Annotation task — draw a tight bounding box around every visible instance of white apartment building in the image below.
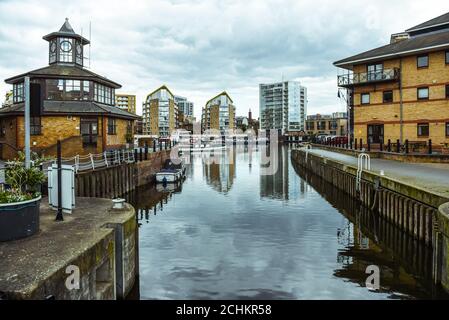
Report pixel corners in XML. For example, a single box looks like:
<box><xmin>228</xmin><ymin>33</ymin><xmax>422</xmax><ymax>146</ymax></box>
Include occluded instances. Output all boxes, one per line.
<box><xmin>259</xmin><ymin>81</ymin><xmax>307</xmax><ymax>134</ymax></box>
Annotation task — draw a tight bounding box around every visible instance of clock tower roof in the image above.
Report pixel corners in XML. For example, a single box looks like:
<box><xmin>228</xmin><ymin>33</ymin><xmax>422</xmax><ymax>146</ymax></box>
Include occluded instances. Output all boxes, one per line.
<box><xmin>43</xmin><ymin>18</ymin><xmax>90</xmax><ymax>45</ymax></box>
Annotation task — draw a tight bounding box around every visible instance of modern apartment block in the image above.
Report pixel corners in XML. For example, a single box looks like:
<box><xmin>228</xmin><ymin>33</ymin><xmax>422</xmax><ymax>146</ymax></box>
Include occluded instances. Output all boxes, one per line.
<box><xmin>142</xmin><ymin>85</ymin><xmax>178</xmax><ymax>137</ymax></box>
<box><xmin>201</xmin><ymin>91</ymin><xmax>235</xmax><ymax>133</ymax></box>
<box><xmin>334</xmin><ymin>12</ymin><xmax>449</xmax><ymax>148</ymax></box>
<box><xmin>306</xmin><ymin>112</ymin><xmax>348</xmax><ymax>136</ymax></box>
<box><xmin>174</xmin><ymin>95</ymin><xmax>194</xmax><ymax>117</ymax></box>
<box><xmin>259</xmin><ymin>81</ymin><xmax>307</xmax><ymax>135</ymax></box>
<box><xmin>115</xmin><ymin>94</ymin><xmax>136</xmax><ymax>114</ymax></box>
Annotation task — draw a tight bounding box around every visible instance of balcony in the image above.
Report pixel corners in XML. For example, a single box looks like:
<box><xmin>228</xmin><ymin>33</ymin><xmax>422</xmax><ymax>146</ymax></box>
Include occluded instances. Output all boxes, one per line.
<box><xmin>338</xmin><ymin>68</ymin><xmax>400</xmax><ymax>88</ymax></box>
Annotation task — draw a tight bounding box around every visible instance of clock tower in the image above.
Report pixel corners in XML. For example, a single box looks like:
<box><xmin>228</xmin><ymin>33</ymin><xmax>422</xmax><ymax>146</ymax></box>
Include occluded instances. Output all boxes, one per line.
<box><xmin>43</xmin><ymin>18</ymin><xmax>89</xmax><ymax>67</ymax></box>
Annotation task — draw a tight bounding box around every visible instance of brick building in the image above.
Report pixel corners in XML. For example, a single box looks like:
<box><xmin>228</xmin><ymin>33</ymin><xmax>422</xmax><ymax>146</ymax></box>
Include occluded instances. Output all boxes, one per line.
<box><xmin>142</xmin><ymin>85</ymin><xmax>178</xmax><ymax>137</ymax></box>
<box><xmin>115</xmin><ymin>94</ymin><xmax>136</xmax><ymax>114</ymax></box>
<box><xmin>0</xmin><ymin>19</ymin><xmax>139</xmax><ymax>159</ymax></box>
<box><xmin>201</xmin><ymin>91</ymin><xmax>235</xmax><ymax>134</ymax></box>
<box><xmin>306</xmin><ymin>112</ymin><xmax>348</xmax><ymax>136</ymax></box>
<box><xmin>334</xmin><ymin>12</ymin><xmax>449</xmax><ymax>149</ymax></box>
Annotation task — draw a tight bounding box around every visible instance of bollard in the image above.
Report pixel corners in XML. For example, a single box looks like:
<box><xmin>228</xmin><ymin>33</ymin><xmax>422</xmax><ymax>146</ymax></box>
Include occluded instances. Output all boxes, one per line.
<box><xmin>396</xmin><ymin>139</ymin><xmax>400</xmax><ymax>153</ymax></box>
<box><xmin>159</xmin><ymin>141</ymin><xmax>162</xmax><ymax>151</ymax></box>
<box><xmin>144</xmin><ymin>142</ymin><xmax>148</xmax><ymax>160</ymax></box>
<box><xmin>165</xmin><ymin>141</ymin><xmax>168</xmax><ymax>150</ymax></box>
<box><xmin>354</xmin><ymin>139</ymin><xmax>357</xmax><ymax>150</ymax></box>
<box><xmin>367</xmin><ymin>139</ymin><xmax>371</xmax><ymax>152</ymax></box>
<box><xmin>359</xmin><ymin>138</ymin><xmax>363</xmax><ymax>151</ymax></box>
<box><xmin>134</xmin><ymin>149</ymin><xmax>138</xmax><ymax>162</ymax></box>
<box><xmin>350</xmin><ymin>139</ymin><xmax>353</xmax><ymax>150</ymax></box>
<box><xmin>405</xmin><ymin>139</ymin><xmax>409</xmax><ymax>154</ymax></box>
<box><xmin>380</xmin><ymin>139</ymin><xmax>383</xmax><ymax>152</ymax></box>
<box><xmin>387</xmin><ymin>139</ymin><xmax>391</xmax><ymax>152</ymax></box>
<box><xmin>139</xmin><ymin>148</ymin><xmax>143</xmax><ymax>162</ymax></box>
<box><xmin>428</xmin><ymin>139</ymin><xmax>432</xmax><ymax>154</ymax></box>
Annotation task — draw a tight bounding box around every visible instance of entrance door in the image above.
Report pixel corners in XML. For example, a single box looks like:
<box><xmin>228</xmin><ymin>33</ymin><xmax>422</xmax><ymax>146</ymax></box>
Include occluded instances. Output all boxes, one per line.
<box><xmin>80</xmin><ymin>117</ymin><xmax>98</xmax><ymax>147</ymax></box>
<box><xmin>367</xmin><ymin>124</ymin><xmax>384</xmax><ymax>144</ymax></box>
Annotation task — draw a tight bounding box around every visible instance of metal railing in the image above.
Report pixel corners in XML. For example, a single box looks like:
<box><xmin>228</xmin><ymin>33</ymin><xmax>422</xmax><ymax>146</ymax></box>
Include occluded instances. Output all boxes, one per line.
<box><xmin>338</xmin><ymin>68</ymin><xmax>400</xmax><ymax>87</ymax></box>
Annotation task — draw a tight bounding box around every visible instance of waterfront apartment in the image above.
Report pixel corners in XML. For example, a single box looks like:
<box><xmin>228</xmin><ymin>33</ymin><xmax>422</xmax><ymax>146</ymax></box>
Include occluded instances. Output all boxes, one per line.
<box><xmin>0</xmin><ymin>19</ymin><xmax>138</xmax><ymax>159</ymax></box>
<box><xmin>115</xmin><ymin>94</ymin><xmax>136</xmax><ymax>114</ymax></box>
<box><xmin>306</xmin><ymin>112</ymin><xmax>348</xmax><ymax>136</ymax></box>
<box><xmin>334</xmin><ymin>12</ymin><xmax>449</xmax><ymax>148</ymax></box>
<box><xmin>142</xmin><ymin>85</ymin><xmax>178</xmax><ymax>137</ymax></box>
<box><xmin>174</xmin><ymin>95</ymin><xmax>194</xmax><ymax>117</ymax></box>
<box><xmin>201</xmin><ymin>91</ymin><xmax>236</xmax><ymax>133</ymax></box>
<box><xmin>259</xmin><ymin>81</ymin><xmax>307</xmax><ymax>135</ymax></box>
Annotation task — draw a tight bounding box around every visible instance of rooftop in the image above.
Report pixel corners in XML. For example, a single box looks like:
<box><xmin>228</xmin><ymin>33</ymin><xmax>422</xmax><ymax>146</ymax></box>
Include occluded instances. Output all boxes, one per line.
<box><xmin>334</xmin><ymin>12</ymin><xmax>449</xmax><ymax>69</ymax></box>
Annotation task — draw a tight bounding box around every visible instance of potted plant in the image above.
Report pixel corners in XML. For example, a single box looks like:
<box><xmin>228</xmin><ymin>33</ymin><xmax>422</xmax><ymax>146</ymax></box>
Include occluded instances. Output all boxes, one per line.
<box><xmin>0</xmin><ymin>152</ymin><xmax>46</xmax><ymax>242</ymax></box>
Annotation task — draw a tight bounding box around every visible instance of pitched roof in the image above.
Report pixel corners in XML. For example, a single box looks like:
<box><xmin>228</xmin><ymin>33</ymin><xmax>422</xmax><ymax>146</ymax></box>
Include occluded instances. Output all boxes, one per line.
<box><xmin>0</xmin><ymin>100</ymin><xmax>140</xmax><ymax>120</ymax></box>
<box><xmin>406</xmin><ymin>12</ymin><xmax>449</xmax><ymax>33</ymax></box>
<box><xmin>145</xmin><ymin>85</ymin><xmax>175</xmax><ymax>101</ymax></box>
<box><xmin>333</xmin><ymin>29</ymin><xmax>449</xmax><ymax>69</ymax></box>
<box><xmin>206</xmin><ymin>91</ymin><xmax>233</xmax><ymax>106</ymax></box>
<box><xmin>42</xmin><ymin>18</ymin><xmax>90</xmax><ymax>45</ymax></box>
<box><xmin>4</xmin><ymin>64</ymin><xmax>121</xmax><ymax>88</ymax></box>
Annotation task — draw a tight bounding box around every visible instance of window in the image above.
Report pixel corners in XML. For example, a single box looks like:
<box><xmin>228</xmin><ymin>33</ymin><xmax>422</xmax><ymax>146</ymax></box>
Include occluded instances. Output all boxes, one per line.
<box><xmin>446</xmin><ymin>122</ymin><xmax>449</xmax><ymax>136</ymax></box>
<box><xmin>417</xmin><ymin>123</ymin><xmax>429</xmax><ymax>137</ymax></box>
<box><xmin>94</xmin><ymin>83</ymin><xmax>114</xmax><ymax>105</ymax></box>
<box><xmin>417</xmin><ymin>87</ymin><xmax>429</xmax><ymax>100</ymax></box>
<box><xmin>13</xmin><ymin>82</ymin><xmax>24</xmax><ymax>103</ymax></box>
<box><xmin>367</xmin><ymin>63</ymin><xmax>383</xmax><ymax>81</ymax></box>
<box><xmin>107</xmin><ymin>118</ymin><xmax>116</xmax><ymax>135</ymax></box>
<box><xmin>361</xmin><ymin>93</ymin><xmax>370</xmax><ymax>105</ymax></box>
<box><xmin>306</xmin><ymin>122</ymin><xmax>315</xmax><ymax>131</ymax></box>
<box><xmin>446</xmin><ymin>51</ymin><xmax>449</xmax><ymax>64</ymax></box>
<box><xmin>30</xmin><ymin>117</ymin><xmax>41</xmax><ymax>135</ymax></box>
<box><xmin>127</xmin><ymin>120</ymin><xmax>133</xmax><ymax>134</ymax></box>
<box><xmin>59</xmin><ymin>38</ymin><xmax>73</xmax><ymax>63</ymax></box>
<box><xmin>46</xmin><ymin>79</ymin><xmax>90</xmax><ymax>101</ymax></box>
<box><xmin>417</xmin><ymin>55</ymin><xmax>429</xmax><ymax>68</ymax></box>
<box><xmin>383</xmin><ymin>91</ymin><xmax>393</xmax><ymax>103</ymax></box>
<box><xmin>446</xmin><ymin>84</ymin><xmax>449</xmax><ymax>99</ymax></box>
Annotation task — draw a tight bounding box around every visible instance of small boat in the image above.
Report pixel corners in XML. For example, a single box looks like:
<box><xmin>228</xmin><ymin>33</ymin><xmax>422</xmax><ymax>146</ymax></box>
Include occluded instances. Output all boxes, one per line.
<box><xmin>156</xmin><ymin>159</ymin><xmax>186</xmax><ymax>184</ymax></box>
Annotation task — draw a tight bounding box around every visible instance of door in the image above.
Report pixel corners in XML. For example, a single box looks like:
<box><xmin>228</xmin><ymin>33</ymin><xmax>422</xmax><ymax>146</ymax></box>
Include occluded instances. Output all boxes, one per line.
<box><xmin>80</xmin><ymin>117</ymin><xmax>98</xmax><ymax>147</ymax></box>
<box><xmin>367</xmin><ymin>124</ymin><xmax>384</xmax><ymax>144</ymax></box>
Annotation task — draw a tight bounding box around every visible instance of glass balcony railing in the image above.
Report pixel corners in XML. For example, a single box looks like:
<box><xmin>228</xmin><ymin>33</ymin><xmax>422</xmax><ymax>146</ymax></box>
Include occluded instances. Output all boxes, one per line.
<box><xmin>338</xmin><ymin>68</ymin><xmax>400</xmax><ymax>87</ymax></box>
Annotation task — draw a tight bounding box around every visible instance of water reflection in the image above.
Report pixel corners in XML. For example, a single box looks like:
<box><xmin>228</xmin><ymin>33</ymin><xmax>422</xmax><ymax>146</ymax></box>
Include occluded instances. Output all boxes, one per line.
<box><xmin>126</xmin><ymin>146</ymin><xmax>448</xmax><ymax>300</ymax></box>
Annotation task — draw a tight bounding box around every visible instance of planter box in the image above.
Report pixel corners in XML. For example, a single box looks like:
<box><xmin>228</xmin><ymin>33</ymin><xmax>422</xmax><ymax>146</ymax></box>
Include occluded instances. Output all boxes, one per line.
<box><xmin>0</xmin><ymin>196</ymin><xmax>41</xmax><ymax>242</ymax></box>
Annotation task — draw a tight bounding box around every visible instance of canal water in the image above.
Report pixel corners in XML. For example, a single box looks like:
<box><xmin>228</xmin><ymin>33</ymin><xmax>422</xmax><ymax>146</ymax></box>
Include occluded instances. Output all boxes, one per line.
<box><xmin>126</xmin><ymin>145</ymin><xmax>448</xmax><ymax>300</ymax></box>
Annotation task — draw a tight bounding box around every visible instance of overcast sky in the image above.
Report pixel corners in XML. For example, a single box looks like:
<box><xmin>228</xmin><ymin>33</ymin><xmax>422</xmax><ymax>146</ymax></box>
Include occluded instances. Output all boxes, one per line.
<box><xmin>0</xmin><ymin>0</ymin><xmax>448</xmax><ymax>118</ymax></box>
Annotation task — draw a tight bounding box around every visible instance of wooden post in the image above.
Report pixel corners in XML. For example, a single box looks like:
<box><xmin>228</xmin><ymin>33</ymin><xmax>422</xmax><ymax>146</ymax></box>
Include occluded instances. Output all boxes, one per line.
<box><xmin>55</xmin><ymin>140</ymin><xmax>63</xmax><ymax>221</ymax></box>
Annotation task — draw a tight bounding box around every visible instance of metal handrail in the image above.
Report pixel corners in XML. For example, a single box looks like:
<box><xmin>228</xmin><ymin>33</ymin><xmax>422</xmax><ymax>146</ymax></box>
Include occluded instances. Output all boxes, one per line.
<box><xmin>338</xmin><ymin>68</ymin><xmax>400</xmax><ymax>87</ymax></box>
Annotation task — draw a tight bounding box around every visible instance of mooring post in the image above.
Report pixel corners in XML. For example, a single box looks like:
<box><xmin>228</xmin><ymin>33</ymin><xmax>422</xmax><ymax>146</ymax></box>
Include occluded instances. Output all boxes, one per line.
<box><xmin>428</xmin><ymin>139</ymin><xmax>432</xmax><ymax>155</ymax></box>
<box><xmin>139</xmin><ymin>147</ymin><xmax>143</xmax><ymax>162</ymax></box>
<box><xmin>396</xmin><ymin>139</ymin><xmax>400</xmax><ymax>153</ymax></box>
<box><xmin>387</xmin><ymin>139</ymin><xmax>391</xmax><ymax>152</ymax></box>
<box><xmin>359</xmin><ymin>138</ymin><xmax>363</xmax><ymax>151</ymax></box>
<box><xmin>405</xmin><ymin>139</ymin><xmax>409</xmax><ymax>154</ymax></box>
<box><xmin>354</xmin><ymin>139</ymin><xmax>357</xmax><ymax>150</ymax></box>
<box><xmin>367</xmin><ymin>139</ymin><xmax>371</xmax><ymax>152</ymax></box>
<box><xmin>55</xmin><ymin>140</ymin><xmax>63</xmax><ymax>222</ymax></box>
<box><xmin>153</xmin><ymin>140</ymin><xmax>156</xmax><ymax>152</ymax></box>
<box><xmin>380</xmin><ymin>139</ymin><xmax>383</xmax><ymax>152</ymax></box>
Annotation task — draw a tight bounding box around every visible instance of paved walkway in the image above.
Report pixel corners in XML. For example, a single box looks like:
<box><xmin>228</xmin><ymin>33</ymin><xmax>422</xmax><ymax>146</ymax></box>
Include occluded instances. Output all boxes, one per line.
<box><xmin>307</xmin><ymin>149</ymin><xmax>449</xmax><ymax>198</ymax></box>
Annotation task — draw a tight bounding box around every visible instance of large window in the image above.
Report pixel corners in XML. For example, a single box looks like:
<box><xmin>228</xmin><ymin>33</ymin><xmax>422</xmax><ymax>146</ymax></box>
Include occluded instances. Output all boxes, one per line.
<box><xmin>30</xmin><ymin>117</ymin><xmax>41</xmax><ymax>135</ymax></box>
<box><xmin>383</xmin><ymin>90</ymin><xmax>393</xmax><ymax>103</ymax></box>
<box><xmin>417</xmin><ymin>123</ymin><xmax>429</xmax><ymax>137</ymax></box>
<box><xmin>367</xmin><ymin>63</ymin><xmax>383</xmax><ymax>81</ymax></box>
<box><xmin>94</xmin><ymin>83</ymin><xmax>114</xmax><ymax>105</ymax></box>
<box><xmin>59</xmin><ymin>38</ymin><xmax>73</xmax><ymax>63</ymax></box>
<box><xmin>361</xmin><ymin>93</ymin><xmax>370</xmax><ymax>105</ymax></box>
<box><xmin>446</xmin><ymin>122</ymin><xmax>449</xmax><ymax>136</ymax></box>
<box><xmin>446</xmin><ymin>84</ymin><xmax>449</xmax><ymax>99</ymax></box>
<box><xmin>417</xmin><ymin>55</ymin><xmax>429</xmax><ymax>68</ymax></box>
<box><xmin>306</xmin><ymin>122</ymin><xmax>315</xmax><ymax>131</ymax></box>
<box><xmin>107</xmin><ymin>118</ymin><xmax>116</xmax><ymax>135</ymax></box>
<box><xmin>446</xmin><ymin>51</ymin><xmax>449</xmax><ymax>65</ymax></box>
<box><xmin>13</xmin><ymin>82</ymin><xmax>24</xmax><ymax>103</ymax></box>
<box><xmin>46</xmin><ymin>79</ymin><xmax>90</xmax><ymax>101</ymax></box>
<box><xmin>417</xmin><ymin>87</ymin><xmax>429</xmax><ymax>100</ymax></box>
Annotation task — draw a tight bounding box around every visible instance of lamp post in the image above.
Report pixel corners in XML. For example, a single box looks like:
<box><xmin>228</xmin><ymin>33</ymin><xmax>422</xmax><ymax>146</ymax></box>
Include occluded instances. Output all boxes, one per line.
<box><xmin>24</xmin><ymin>76</ymin><xmax>31</xmax><ymax>169</ymax></box>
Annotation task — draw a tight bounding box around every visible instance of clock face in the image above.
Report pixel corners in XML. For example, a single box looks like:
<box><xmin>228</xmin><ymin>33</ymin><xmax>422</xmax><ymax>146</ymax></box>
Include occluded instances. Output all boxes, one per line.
<box><xmin>60</xmin><ymin>40</ymin><xmax>72</xmax><ymax>52</ymax></box>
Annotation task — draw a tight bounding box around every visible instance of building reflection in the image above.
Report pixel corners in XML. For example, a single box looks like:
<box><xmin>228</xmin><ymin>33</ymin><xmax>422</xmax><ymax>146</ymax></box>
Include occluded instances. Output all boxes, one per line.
<box><xmin>292</xmin><ymin>162</ymin><xmax>447</xmax><ymax>299</ymax></box>
<box><xmin>260</xmin><ymin>144</ymin><xmax>289</xmax><ymax>200</ymax></box>
<box><xmin>202</xmin><ymin>149</ymin><xmax>236</xmax><ymax>194</ymax></box>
